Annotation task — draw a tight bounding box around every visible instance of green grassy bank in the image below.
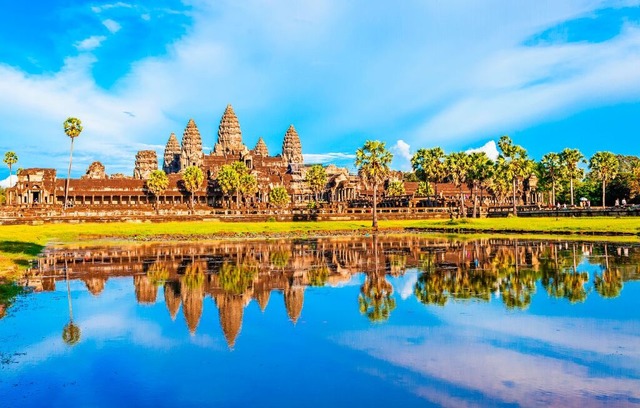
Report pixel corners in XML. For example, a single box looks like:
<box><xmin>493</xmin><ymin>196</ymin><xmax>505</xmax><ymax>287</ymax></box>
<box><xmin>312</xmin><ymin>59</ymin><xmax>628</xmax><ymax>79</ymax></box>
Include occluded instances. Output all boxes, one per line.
<box><xmin>1</xmin><ymin>217</ymin><xmax>639</xmax><ymax>279</ymax></box>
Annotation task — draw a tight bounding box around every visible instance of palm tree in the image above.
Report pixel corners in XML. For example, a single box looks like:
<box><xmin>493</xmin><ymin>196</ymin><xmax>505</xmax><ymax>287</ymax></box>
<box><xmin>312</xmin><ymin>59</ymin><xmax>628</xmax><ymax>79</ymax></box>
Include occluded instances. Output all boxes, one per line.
<box><xmin>238</xmin><ymin>173</ymin><xmax>258</xmax><ymax>209</ymax></box>
<box><xmin>355</xmin><ymin>140</ymin><xmax>393</xmax><ymax>229</ymax></box>
<box><xmin>146</xmin><ymin>170</ymin><xmax>169</xmax><ymax>214</ymax></box>
<box><xmin>182</xmin><ymin>165</ymin><xmax>204</xmax><ymax>212</ymax></box>
<box><xmin>559</xmin><ymin>148</ymin><xmax>585</xmax><ymax>207</ymax></box>
<box><xmin>411</xmin><ymin>147</ymin><xmax>445</xmax><ymax>199</ymax></box>
<box><xmin>63</xmin><ymin>117</ymin><xmax>83</xmax><ymax>210</ymax></box>
<box><xmin>3</xmin><ymin>151</ymin><xmax>18</xmax><ymax>186</ymax></box>
<box><xmin>497</xmin><ymin>135</ymin><xmax>533</xmax><ymax>216</ymax></box>
<box><xmin>445</xmin><ymin>152</ymin><xmax>470</xmax><ymax>217</ymax></box>
<box><xmin>217</xmin><ymin>164</ymin><xmax>240</xmax><ymax>208</ymax></box>
<box><xmin>589</xmin><ymin>151</ymin><xmax>619</xmax><ymax>208</ymax></box>
<box><xmin>540</xmin><ymin>152</ymin><xmax>562</xmax><ymax>206</ymax></box>
<box><xmin>62</xmin><ymin>257</ymin><xmax>81</xmax><ymax>345</ymax></box>
<box><xmin>466</xmin><ymin>152</ymin><xmax>493</xmax><ymax>218</ymax></box>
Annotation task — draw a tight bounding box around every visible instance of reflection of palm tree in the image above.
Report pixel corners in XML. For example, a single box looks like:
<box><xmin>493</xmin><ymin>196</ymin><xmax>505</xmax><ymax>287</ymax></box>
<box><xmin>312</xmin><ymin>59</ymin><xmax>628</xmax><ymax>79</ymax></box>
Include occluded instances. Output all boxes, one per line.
<box><xmin>595</xmin><ymin>268</ymin><xmax>623</xmax><ymax>299</ymax></box>
<box><xmin>219</xmin><ymin>262</ymin><xmax>256</xmax><ymax>295</ymax></box>
<box><xmin>62</xmin><ymin>257</ymin><xmax>81</xmax><ymax>345</ymax></box>
<box><xmin>358</xmin><ymin>234</ymin><xmax>396</xmax><ymax>322</ymax></box>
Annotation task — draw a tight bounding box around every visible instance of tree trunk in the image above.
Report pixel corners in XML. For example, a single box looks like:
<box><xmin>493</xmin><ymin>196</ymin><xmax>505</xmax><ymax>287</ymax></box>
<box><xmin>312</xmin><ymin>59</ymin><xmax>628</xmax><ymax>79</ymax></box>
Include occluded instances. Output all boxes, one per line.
<box><xmin>372</xmin><ymin>182</ymin><xmax>378</xmax><ymax>229</ymax></box>
<box><xmin>459</xmin><ymin>184</ymin><xmax>466</xmax><ymax>218</ymax></box>
<box><xmin>64</xmin><ymin>137</ymin><xmax>75</xmax><ymax>211</ymax></box>
<box><xmin>570</xmin><ymin>178</ymin><xmax>575</xmax><ymax>207</ymax></box>
<box><xmin>552</xmin><ymin>181</ymin><xmax>556</xmax><ymax>206</ymax></box>
<box><xmin>472</xmin><ymin>182</ymin><xmax>478</xmax><ymax>218</ymax></box>
<box><xmin>512</xmin><ymin>178</ymin><xmax>517</xmax><ymax>216</ymax></box>
<box><xmin>602</xmin><ymin>179</ymin><xmax>606</xmax><ymax>209</ymax></box>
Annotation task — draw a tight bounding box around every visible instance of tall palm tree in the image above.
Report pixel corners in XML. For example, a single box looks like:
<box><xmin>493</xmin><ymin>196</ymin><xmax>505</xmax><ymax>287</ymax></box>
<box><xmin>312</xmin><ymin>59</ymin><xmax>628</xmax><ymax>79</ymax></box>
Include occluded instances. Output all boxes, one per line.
<box><xmin>3</xmin><ymin>151</ymin><xmax>18</xmax><ymax>186</ymax></box>
<box><xmin>355</xmin><ymin>140</ymin><xmax>393</xmax><ymax>229</ymax></box>
<box><xmin>540</xmin><ymin>152</ymin><xmax>562</xmax><ymax>206</ymax></box>
<box><xmin>497</xmin><ymin>135</ymin><xmax>533</xmax><ymax>216</ymax></box>
<box><xmin>146</xmin><ymin>170</ymin><xmax>169</xmax><ymax>214</ymax></box>
<box><xmin>559</xmin><ymin>148</ymin><xmax>585</xmax><ymax>207</ymax></box>
<box><xmin>63</xmin><ymin>117</ymin><xmax>83</xmax><ymax>210</ymax></box>
<box><xmin>589</xmin><ymin>151</ymin><xmax>619</xmax><ymax>208</ymax></box>
<box><xmin>411</xmin><ymin>147</ymin><xmax>445</xmax><ymax>199</ymax></box>
<box><xmin>182</xmin><ymin>165</ymin><xmax>204</xmax><ymax>212</ymax></box>
<box><xmin>466</xmin><ymin>151</ymin><xmax>493</xmax><ymax>218</ymax></box>
<box><xmin>445</xmin><ymin>152</ymin><xmax>470</xmax><ymax>217</ymax></box>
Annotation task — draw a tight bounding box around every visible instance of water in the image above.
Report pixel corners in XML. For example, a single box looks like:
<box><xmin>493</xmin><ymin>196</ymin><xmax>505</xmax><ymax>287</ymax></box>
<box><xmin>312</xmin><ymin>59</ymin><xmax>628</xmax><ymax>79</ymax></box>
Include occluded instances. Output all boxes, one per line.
<box><xmin>1</xmin><ymin>235</ymin><xmax>639</xmax><ymax>407</ymax></box>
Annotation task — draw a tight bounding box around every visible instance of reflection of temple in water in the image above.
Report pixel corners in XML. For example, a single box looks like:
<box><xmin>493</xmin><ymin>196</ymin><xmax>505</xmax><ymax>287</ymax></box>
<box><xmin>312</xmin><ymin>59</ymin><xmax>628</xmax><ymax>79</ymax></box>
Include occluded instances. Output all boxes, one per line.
<box><xmin>21</xmin><ymin>236</ymin><xmax>640</xmax><ymax>345</ymax></box>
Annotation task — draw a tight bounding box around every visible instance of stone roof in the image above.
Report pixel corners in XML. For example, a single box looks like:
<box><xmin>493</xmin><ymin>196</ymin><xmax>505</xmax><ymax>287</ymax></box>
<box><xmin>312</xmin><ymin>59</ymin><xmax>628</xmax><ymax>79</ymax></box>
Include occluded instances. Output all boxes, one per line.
<box><xmin>133</xmin><ymin>150</ymin><xmax>158</xmax><ymax>180</ymax></box>
<box><xmin>82</xmin><ymin>161</ymin><xmax>106</xmax><ymax>180</ymax></box>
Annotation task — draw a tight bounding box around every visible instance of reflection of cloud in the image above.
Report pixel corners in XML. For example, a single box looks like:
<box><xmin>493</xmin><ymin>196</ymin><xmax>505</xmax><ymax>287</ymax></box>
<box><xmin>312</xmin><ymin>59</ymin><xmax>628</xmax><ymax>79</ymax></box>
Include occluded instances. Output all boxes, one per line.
<box><xmin>390</xmin><ymin>271</ymin><xmax>418</xmax><ymax>300</ymax></box>
<box><xmin>336</xmin><ymin>308</ymin><xmax>640</xmax><ymax>406</ymax></box>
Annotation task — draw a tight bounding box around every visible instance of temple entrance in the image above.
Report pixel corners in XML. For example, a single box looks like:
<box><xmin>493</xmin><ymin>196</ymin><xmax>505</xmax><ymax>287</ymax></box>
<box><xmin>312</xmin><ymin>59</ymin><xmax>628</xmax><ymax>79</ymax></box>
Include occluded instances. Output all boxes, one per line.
<box><xmin>32</xmin><ymin>191</ymin><xmax>40</xmax><ymax>204</ymax></box>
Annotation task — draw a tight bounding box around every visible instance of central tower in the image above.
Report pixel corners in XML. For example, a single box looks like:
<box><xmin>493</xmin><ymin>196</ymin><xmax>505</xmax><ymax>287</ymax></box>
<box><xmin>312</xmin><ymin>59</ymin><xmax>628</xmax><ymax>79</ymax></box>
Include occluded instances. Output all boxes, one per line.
<box><xmin>213</xmin><ymin>104</ymin><xmax>248</xmax><ymax>156</ymax></box>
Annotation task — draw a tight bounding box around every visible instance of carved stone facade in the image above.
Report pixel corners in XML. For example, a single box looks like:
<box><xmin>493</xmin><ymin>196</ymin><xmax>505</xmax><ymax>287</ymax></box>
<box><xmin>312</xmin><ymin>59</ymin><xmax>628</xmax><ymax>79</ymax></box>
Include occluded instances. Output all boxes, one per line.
<box><xmin>180</xmin><ymin>119</ymin><xmax>204</xmax><ymax>170</ymax></box>
<box><xmin>82</xmin><ymin>161</ymin><xmax>106</xmax><ymax>180</ymax></box>
<box><xmin>282</xmin><ymin>125</ymin><xmax>303</xmax><ymax>166</ymax></box>
<box><xmin>133</xmin><ymin>150</ymin><xmax>158</xmax><ymax>180</ymax></box>
<box><xmin>163</xmin><ymin>133</ymin><xmax>181</xmax><ymax>174</ymax></box>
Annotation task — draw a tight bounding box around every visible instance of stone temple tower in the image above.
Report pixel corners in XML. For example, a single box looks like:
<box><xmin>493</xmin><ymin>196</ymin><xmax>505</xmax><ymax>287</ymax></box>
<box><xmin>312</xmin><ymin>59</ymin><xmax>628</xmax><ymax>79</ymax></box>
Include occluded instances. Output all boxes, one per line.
<box><xmin>133</xmin><ymin>150</ymin><xmax>158</xmax><ymax>180</ymax></box>
<box><xmin>180</xmin><ymin>119</ymin><xmax>203</xmax><ymax>170</ymax></box>
<box><xmin>213</xmin><ymin>104</ymin><xmax>248</xmax><ymax>156</ymax></box>
<box><xmin>163</xmin><ymin>132</ymin><xmax>181</xmax><ymax>174</ymax></box>
<box><xmin>253</xmin><ymin>137</ymin><xmax>269</xmax><ymax>157</ymax></box>
<box><xmin>281</xmin><ymin>125</ymin><xmax>303</xmax><ymax>165</ymax></box>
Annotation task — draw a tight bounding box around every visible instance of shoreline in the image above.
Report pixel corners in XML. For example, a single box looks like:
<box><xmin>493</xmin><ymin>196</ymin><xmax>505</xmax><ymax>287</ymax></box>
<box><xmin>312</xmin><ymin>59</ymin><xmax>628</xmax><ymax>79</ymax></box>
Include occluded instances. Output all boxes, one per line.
<box><xmin>1</xmin><ymin>217</ymin><xmax>640</xmax><ymax>280</ymax></box>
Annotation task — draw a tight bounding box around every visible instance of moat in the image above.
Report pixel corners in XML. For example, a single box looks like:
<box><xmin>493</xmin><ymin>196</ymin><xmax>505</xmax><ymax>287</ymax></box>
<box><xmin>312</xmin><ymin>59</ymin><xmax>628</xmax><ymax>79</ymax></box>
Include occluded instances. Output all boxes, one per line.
<box><xmin>1</xmin><ymin>236</ymin><xmax>639</xmax><ymax>407</ymax></box>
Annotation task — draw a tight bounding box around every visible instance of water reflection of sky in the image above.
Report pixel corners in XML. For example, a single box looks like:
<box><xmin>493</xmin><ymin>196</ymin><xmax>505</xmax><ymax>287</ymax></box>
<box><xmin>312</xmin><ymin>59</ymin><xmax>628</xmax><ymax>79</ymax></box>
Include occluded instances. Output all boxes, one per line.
<box><xmin>0</xmin><ymin>239</ymin><xmax>639</xmax><ymax>407</ymax></box>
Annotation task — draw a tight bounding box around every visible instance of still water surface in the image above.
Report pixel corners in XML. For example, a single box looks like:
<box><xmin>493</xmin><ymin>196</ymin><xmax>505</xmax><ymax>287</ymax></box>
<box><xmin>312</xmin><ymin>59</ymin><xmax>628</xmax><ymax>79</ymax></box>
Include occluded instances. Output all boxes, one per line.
<box><xmin>1</xmin><ymin>235</ymin><xmax>639</xmax><ymax>407</ymax></box>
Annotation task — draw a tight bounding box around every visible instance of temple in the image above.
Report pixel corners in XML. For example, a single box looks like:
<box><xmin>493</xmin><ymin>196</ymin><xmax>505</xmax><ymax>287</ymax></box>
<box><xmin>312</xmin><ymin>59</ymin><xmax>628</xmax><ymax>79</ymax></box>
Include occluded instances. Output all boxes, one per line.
<box><xmin>4</xmin><ymin>104</ymin><xmax>539</xmax><ymax>214</ymax></box>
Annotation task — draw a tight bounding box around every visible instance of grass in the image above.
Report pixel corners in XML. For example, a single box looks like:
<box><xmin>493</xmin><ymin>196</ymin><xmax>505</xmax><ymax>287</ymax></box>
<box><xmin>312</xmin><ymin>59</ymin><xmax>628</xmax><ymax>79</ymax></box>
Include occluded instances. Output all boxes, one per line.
<box><xmin>1</xmin><ymin>217</ymin><xmax>639</xmax><ymax>279</ymax></box>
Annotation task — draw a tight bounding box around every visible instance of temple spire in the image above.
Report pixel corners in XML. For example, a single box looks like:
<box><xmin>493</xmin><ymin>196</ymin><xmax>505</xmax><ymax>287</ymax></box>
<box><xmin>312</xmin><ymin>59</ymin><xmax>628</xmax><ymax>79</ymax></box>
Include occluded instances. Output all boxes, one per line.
<box><xmin>282</xmin><ymin>125</ymin><xmax>303</xmax><ymax>165</ymax></box>
<box><xmin>163</xmin><ymin>133</ymin><xmax>181</xmax><ymax>174</ymax></box>
<box><xmin>180</xmin><ymin>119</ymin><xmax>203</xmax><ymax>170</ymax></box>
<box><xmin>213</xmin><ymin>104</ymin><xmax>248</xmax><ymax>156</ymax></box>
<box><xmin>253</xmin><ymin>137</ymin><xmax>269</xmax><ymax>156</ymax></box>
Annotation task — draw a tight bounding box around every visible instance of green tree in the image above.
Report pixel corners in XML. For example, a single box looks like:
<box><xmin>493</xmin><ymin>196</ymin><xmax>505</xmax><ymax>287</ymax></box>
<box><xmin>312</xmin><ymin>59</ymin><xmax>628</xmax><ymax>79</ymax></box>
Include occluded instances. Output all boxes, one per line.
<box><xmin>355</xmin><ymin>140</ymin><xmax>393</xmax><ymax>229</ymax></box>
<box><xmin>589</xmin><ymin>151</ymin><xmax>619</xmax><ymax>208</ymax></box>
<box><xmin>445</xmin><ymin>152</ymin><xmax>470</xmax><ymax>217</ymax></box>
<box><xmin>238</xmin><ymin>173</ymin><xmax>258</xmax><ymax>208</ymax></box>
<box><xmin>466</xmin><ymin>152</ymin><xmax>493</xmax><ymax>218</ymax></box>
<box><xmin>305</xmin><ymin>164</ymin><xmax>327</xmax><ymax>202</ymax></box>
<box><xmin>3</xmin><ymin>151</ymin><xmax>18</xmax><ymax>185</ymax></box>
<box><xmin>497</xmin><ymin>135</ymin><xmax>533</xmax><ymax>215</ymax></box>
<box><xmin>540</xmin><ymin>152</ymin><xmax>562</xmax><ymax>206</ymax></box>
<box><xmin>217</xmin><ymin>164</ymin><xmax>240</xmax><ymax>208</ymax></box>
<box><xmin>146</xmin><ymin>170</ymin><xmax>169</xmax><ymax>214</ymax></box>
<box><xmin>385</xmin><ymin>180</ymin><xmax>405</xmax><ymax>197</ymax></box>
<box><xmin>269</xmin><ymin>185</ymin><xmax>290</xmax><ymax>208</ymax></box>
<box><xmin>559</xmin><ymin>148</ymin><xmax>585</xmax><ymax>206</ymax></box>
<box><xmin>415</xmin><ymin>181</ymin><xmax>432</xmax><ymax>197</ymax></box>
<box><xmin>63</xmin><ymin>117</ymin><xmax>83</xmax><ymax>210</ymax></box>
<box><xmin>182</xmin><ymin>165</ymin><xmax>204</xmax><ymax>211</ymax></box>
<box><xmin>411</xmin><ymin>147</ymin><xmax>445</xmax><ymax>198</ymax></box>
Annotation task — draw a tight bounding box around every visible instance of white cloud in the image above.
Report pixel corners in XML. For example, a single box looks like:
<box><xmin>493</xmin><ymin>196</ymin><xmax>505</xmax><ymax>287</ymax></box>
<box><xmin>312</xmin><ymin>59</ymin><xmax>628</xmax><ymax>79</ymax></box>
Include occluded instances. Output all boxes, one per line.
<box><xmin>0</xmin><ymin>175</ymin><xmax>17</xmax><ymax>188</ymax></box>
<box><xmin>102</xmin><ymin>19</ymin><xmax>122</xmax><ymax>34</ymax></box>
<box><xmin>391</xmin><ymin>139</ymin><xmax>412</xmax><ymax>171</ymax></box>
<box><xmin>74</xmin><ymin>35</ymin><xmax>107</xmax><ymax>51</ymax></box>
<box><xmin>2</xmin><ymin>1</ymin><xmax>640</xmax><ymax>175</ymax></box>
<box><xmin>303</xmin><ymin>152</ymin><xmax>355</xmax><ymax>164</ymax></box>
<box><xmin>465</xmin><ymin>140</ymin><xmax>500</xmax><ymax>161</ymax></box>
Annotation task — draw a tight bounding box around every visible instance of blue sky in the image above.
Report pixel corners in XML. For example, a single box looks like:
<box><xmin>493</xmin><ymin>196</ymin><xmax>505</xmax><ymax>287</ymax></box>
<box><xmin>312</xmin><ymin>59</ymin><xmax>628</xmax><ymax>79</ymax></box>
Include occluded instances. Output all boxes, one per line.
<box><xmin>0</xmin><ymin>0</ymin><xmax>639</xmax><ymax>179</ymax></box>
